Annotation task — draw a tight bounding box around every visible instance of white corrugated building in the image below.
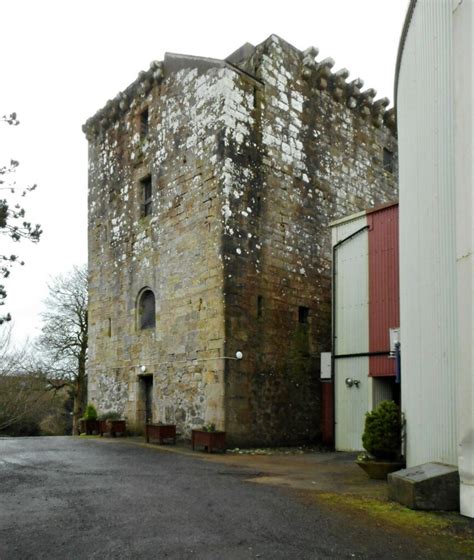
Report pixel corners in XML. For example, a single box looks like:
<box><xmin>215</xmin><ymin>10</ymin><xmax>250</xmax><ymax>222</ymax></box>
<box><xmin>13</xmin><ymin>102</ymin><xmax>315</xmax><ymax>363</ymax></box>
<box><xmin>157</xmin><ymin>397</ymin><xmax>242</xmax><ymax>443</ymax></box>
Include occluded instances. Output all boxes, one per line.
<box><xmin>396</xmin><ymin>0</ymin><xmax>474</xmax><ymax>517</ymax></box>
<box><xmin>330</xmin><ymin>203</ymin><xmax>400</xmax><ymax>452</ymax></box>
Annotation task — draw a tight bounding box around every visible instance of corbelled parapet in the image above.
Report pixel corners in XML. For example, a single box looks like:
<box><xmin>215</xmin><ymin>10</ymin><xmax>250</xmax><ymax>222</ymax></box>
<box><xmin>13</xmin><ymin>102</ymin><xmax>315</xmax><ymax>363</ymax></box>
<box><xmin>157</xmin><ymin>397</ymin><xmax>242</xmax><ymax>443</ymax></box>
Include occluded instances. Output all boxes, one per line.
<box><xmin>82</xmin><ymin>60</ymin><xmax>164</xmax><ymax>140</ymax></box>
<box><xmin>302</xmin><ymin>46</ymin><xmax>396</xmax><ymax>133</ymax></box>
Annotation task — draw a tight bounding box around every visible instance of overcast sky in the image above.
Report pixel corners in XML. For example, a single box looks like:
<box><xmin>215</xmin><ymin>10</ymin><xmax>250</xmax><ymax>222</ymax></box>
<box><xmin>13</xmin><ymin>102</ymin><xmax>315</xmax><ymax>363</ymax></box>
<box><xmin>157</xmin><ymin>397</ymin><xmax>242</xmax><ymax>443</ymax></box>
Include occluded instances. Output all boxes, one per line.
<box><xmin>1</xmin><ymin>0</ymin><xmax>409</xmax><ymax>345</ymax></box>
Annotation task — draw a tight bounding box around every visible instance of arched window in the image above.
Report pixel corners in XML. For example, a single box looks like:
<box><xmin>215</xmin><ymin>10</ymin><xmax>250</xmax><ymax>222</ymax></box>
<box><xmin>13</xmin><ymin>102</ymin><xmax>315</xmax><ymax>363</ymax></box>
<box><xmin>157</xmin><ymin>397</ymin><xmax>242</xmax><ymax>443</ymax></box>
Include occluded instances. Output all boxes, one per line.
<box><xmin>138</xmin><ymin>289</ymin><xmax>156</xmax><ymax>330</ymax></box>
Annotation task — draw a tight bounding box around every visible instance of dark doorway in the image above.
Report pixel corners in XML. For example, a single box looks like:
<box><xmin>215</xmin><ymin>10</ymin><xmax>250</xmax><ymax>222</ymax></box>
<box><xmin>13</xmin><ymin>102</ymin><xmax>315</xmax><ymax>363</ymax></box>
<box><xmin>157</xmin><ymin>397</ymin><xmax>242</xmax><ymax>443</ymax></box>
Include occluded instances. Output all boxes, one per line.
<box><xmin>139</xmin><ymin>375</ymin><xmax>154</xmax><ymax>425</ymax></box>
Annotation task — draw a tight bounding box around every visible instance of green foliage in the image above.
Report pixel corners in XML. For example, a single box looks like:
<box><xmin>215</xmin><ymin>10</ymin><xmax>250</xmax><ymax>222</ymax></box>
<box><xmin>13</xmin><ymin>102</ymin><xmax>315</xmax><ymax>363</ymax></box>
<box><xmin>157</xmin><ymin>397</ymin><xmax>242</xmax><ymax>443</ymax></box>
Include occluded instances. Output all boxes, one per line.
<box><xmin>98</xmin><ymin>411</ymin><xmax>121</xmax><ymax>421</ymax></box>
<box><xmin>202</xmin><ymin>423</ymin><xmax>216</xmax><ymax>432</ymax></box>
<box><xmin>362</xmin><ymin>400</ymin><xmax>402</xmax><ymax>459</ymax></box>
<box><xmin>1</xmin><ymin>113</ymin><xmax>42</xmax><ymax>324</ymax></box>
<box><xmin>82</xmin><ymin>404</ymin><xmax>98</xmax><ymax>421</ymax></box>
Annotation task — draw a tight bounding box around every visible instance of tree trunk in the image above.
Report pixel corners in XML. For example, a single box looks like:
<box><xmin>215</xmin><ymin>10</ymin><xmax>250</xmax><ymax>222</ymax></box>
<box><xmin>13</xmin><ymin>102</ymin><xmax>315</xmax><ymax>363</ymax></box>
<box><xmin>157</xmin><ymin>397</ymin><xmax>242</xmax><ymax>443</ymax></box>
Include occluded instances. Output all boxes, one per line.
<box><xmin>72</xmin><ymin>355</ymin><xmax>87</xmax><ymax>435</ymax></box>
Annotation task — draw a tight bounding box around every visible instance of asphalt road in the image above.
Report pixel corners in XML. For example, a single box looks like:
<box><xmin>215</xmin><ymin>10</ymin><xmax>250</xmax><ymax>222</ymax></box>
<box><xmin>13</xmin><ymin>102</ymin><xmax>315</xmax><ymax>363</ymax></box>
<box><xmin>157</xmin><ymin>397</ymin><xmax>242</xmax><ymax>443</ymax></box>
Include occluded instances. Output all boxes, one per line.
<box><xmin>0</xmin><ymin>437</ymin><xmax>454</xmax><ymax>559</ymax></box>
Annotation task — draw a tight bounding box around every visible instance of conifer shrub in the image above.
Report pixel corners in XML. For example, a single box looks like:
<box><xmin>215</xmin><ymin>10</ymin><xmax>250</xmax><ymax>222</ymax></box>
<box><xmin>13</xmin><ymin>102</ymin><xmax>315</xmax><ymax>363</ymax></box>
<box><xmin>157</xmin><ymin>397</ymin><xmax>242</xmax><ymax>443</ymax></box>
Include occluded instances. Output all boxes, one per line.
<box><xmin>361</xmin><ymin>400</ymin><xmax>402</xmax><ymax>460</ymax></box>
<box><xmin>82</xmin><ymin>404</ymin><xmax>98</xmax><ymax>421</ymax></box>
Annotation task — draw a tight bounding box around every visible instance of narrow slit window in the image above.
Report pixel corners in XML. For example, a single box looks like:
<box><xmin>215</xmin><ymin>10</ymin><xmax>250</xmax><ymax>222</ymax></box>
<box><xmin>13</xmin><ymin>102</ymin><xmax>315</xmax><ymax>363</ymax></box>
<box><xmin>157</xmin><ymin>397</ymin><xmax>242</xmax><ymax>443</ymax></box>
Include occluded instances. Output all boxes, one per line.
<box><xmin>140</xmin><ymin>107</ymin><xmax>149</xmax><ymax>139</ymax></box>
<box><xmin>141</xmin><ymin>175</ymin><xmax>152</xmax><ymax>217</ymax></box>
<box><xmin>138</xmin><ymin>289</ymin><xmax>156</xmax><ymax>330</ymax></box>
<box><xmin>299</xmin><ymin>306</ymin><xmax>309</xmax><ymax>324</ymax></box>
<box><xmin>108</xmin><ymin>318</ymin><xmax>112</xmax><ymax>337</ymax></box>
<box><xmin>383</xmin><ymin>148</ymin><xmax>394</xmax><ymax>174</ymax></box>
<box><xmin>253</xmin><ymin>86</ymin><xmax>258</xmax><ymax>109</ymax></box>
<box><xmin>257</xmin><ymin>295</ymin><xmax>264</xmax><ymax>318</ymax></box>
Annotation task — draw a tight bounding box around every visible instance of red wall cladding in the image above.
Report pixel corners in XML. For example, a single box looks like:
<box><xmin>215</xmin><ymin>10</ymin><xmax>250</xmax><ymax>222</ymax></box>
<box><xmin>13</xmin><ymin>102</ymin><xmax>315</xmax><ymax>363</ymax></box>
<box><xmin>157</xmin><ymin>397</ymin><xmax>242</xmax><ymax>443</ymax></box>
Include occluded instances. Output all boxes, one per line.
<box><xmin>368</xmin><ymin>204</ymin><xmax>399</xmax><ymax>377</ymax></box>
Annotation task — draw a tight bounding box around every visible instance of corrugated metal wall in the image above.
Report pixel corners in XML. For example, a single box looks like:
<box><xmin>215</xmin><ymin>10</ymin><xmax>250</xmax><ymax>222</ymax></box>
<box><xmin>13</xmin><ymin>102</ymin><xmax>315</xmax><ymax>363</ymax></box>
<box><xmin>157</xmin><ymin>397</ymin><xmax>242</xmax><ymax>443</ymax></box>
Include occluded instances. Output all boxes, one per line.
<box><xmin>368</xmin><ymin>205</ymin><xmax>399</xmax><ymax>377</ymax></box>
<box><xmin>333</xmin><ymin>215</ymin><xmax>370</xmax><ymax>451</ymax></box>
<box><xmin>453</xmin><ymin>0</ymin><xmax>474</xmax><ymax>518</ymax></box>
<box><xmin>397</xmin><ymin>0</ymin><xmax>458</xmax><ymax>466</ymax></box>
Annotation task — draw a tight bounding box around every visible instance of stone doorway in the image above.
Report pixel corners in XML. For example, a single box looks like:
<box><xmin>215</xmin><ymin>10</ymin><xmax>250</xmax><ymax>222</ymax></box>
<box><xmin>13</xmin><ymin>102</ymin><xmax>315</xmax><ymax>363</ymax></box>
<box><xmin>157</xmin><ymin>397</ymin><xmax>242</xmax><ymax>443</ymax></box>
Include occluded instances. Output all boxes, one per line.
<box><xmin>138</xmin><ymin>375</ymin><xmax>154</xmax><ymax>425</ymax></box>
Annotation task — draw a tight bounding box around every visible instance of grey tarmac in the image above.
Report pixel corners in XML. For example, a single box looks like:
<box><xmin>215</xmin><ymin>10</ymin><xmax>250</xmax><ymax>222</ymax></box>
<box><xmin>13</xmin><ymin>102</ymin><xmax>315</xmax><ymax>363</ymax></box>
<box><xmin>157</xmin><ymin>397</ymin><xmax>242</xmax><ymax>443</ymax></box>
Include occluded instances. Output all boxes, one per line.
<box><xmin>0</xmin><ymin>437</ymin><xmax>463</xmax><ymax>559</ymax></box>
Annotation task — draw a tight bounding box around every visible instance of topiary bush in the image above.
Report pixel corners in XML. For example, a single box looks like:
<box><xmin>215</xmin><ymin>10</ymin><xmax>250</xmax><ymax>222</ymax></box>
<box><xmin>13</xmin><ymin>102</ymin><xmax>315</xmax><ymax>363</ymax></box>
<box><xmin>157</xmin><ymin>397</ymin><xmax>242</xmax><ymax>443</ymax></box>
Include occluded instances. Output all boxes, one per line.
<box><xmin>82</xmin><ymin>404</ymin><xmax>98</xmax><ymax>421</ymax></box>
<box><xmin>361</xmin><ymin>400</ymin><xmax>402</xmax><ymax>460</ymax></box>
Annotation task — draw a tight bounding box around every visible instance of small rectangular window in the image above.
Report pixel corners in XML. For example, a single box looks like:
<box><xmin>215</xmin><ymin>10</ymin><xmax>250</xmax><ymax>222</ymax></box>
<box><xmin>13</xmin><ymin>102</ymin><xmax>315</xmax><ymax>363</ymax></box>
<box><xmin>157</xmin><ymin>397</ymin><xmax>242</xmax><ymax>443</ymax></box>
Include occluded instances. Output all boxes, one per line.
<box><xmin>140</xmin><ymin>107</ymin><xmax>149</xmax><ymax>139</ymax></box>
<box><xmin>257</xmin><ymin>295</ymin><xmax>264</xmax><ymax>318</ymax></box>
<box><xmin>299</xmin><ymin>306</ymin><xmax>309</xmax><ymax>324</ymax></box>
<box><xmin>383</xmin><ymin>148</ymin><xmax>394</xmax><ymax>174</ymax></box>
<box><xmin>141</xmin><ymin>175</ymin><xmax>152</xmax><ymax>217</ymax></box>
<box><xmin>108</xmin><ymin>318</ymin><xmax>112</xmax><ymax>337</ymax></box>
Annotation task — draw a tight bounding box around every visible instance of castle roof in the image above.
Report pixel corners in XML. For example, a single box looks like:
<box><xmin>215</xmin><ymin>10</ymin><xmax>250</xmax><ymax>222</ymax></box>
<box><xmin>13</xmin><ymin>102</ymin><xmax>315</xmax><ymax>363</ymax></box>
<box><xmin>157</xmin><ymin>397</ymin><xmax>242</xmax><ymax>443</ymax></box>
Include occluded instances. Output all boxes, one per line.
<box><xmin>83</xmin><ymin>35</ymin><xmax>395</xmax><ymax>140</ymax></box>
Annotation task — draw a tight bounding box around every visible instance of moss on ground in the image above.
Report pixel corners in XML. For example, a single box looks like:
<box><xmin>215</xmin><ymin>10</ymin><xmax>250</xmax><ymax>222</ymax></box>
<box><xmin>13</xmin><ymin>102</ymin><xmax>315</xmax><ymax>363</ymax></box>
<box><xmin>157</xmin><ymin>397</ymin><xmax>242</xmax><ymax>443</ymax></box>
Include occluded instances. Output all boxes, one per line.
<box><xmin>314</xmin><ymin>492</ymin><xmax>474</xmax><ymax>558</ymax></box>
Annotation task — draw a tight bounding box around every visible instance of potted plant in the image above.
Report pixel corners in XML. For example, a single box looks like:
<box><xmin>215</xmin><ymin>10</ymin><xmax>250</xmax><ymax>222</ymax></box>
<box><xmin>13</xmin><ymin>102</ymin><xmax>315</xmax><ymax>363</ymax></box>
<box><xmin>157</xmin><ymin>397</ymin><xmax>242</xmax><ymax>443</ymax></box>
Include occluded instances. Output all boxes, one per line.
<box><xmin>79</xmin><ymin>404</ymin><xmax>99</xmax><ymax>435</ymax></box>
<box><xmin>356</xmin><ymin>400</ymin><xmax>405</xmax><ymax>480</ymax></box>
<box><xmin>192</xmin><ymin>423</ymin><xmax>226</xmax><ymax>453</ymax></box>
<box><xmin>98</xmin><ymin>411</ymin><xmax>127</xmax><ymax>437</ymax></box>
<box><xmin>146</xmin><ymin>421</ymin><xmax>176</xmax><ymax>444</ymax></box>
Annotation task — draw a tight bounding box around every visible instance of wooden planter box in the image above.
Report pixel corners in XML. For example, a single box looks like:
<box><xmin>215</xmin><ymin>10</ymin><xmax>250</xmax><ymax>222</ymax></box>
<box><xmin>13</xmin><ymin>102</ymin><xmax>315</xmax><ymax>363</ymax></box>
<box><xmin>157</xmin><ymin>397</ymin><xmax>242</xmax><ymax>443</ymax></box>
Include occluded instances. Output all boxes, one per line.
<box><xmin>192</xmin><ymin>429</ymin><xmax>226</xmax><ymax>453</ymax></box>
<box><xmin>79</xmin><ymin>419</ymin><xmax>99</xmax><ymax>435</ymax></box>
<box><xmin>356</xmin><ymin>459</ymin><xmax>405</xmax><ymax>480</ymax></box>
<box><xmin>99</xmin><ymin>420</ymin><xmax>126</xmax><ymax>437</ymax></box>
<box><xmin>146</xmin><ymin>424</ymin><xmax>176</xmax><ymax>444</ymax></box>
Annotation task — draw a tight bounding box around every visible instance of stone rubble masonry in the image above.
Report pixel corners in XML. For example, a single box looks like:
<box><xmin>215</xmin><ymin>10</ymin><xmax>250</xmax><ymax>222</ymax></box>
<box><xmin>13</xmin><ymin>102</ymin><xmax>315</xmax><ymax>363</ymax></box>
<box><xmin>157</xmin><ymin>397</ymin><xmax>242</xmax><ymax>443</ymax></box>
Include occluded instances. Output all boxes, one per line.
<box><xmin>84</xmin><ymin>34</ymin><xmax>398</xmax><ymax>446</ymax></box>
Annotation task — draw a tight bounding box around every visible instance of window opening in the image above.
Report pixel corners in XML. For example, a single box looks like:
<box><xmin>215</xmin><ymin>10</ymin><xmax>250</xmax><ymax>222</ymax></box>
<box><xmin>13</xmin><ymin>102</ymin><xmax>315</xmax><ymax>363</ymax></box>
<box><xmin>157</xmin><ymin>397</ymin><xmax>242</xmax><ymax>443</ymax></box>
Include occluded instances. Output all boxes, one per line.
<box><xmin>299</xmin><ymin>306</ymin><xmax>309</xmax><ymax>324</ymax></box>
<box><xmin>383</xmin><ymin>148</ymin><xmax>394</xmax><ymax>174</ymax></box>
<box><xmin>140</xmin><ymin>107</ymin><xmax>149</xmax><ymax>139</ymax></box>
<box><xmin>138</xmin><ymin>289</ymin><xmax>156</xmax><ymax>330</ymax></box>
<box><xmin>141</xmin><ymin>175</ymin><xmax>152</xmax><ymax>217</ymax></box>
<box><xmin>257</xmin><ymin>295</ymin><xmax>264</xmax><ymax>318</ymax></box>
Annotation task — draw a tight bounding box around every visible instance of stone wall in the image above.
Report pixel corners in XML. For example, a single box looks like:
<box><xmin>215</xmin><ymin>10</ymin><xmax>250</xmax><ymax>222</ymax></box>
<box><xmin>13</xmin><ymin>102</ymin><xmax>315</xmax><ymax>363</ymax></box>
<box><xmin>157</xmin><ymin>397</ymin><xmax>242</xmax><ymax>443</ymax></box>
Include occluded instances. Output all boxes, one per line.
<box><xmin>85</xmin><ymin>34</ymin><xmax>397</xmax><ymax>443</ymax></box>
<box><xmin>221</xmin><ymin>36</ymin><xmax>397</xmax><ymax>445</ymax></box>
<box><xmin>87</xmin><ymin>63</ymin><xmax>241</xmax><ymax>434</ymax></box>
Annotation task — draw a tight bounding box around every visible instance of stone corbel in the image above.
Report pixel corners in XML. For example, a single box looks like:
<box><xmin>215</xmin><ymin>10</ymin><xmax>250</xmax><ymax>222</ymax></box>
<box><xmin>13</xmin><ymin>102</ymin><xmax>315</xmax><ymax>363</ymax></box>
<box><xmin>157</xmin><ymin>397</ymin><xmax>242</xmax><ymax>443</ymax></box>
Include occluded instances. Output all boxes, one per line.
<box><xmin>371</xmin><ymin>97</ymin><xmax>390</xmax><ymax>127</ymax></box>
<box><xmin>315</xmin><ymin>57</ymin><xmax>335</xmax><ymax>90</ymax></box>
<box><xmin>346</xmin><ymin>78</ymin><xmax>364</xmax><ymax>109</ymax></box>
<box><xmin>358</xmin><ymin>88</ymin><xmax>377</xmax><ymax>117</ymax></box>
<box><xmin>331</xmin><ymin>68</ymin><xmax>350</xmax><ymax>101</ymax></box>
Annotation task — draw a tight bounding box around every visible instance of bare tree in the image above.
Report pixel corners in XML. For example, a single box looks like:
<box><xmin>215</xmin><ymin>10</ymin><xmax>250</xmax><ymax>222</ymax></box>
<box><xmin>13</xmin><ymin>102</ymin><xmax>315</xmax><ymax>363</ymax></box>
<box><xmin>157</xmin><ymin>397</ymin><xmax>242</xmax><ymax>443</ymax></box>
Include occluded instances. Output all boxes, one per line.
<box><xmin>39</xmin><ymin>265</ymin><xmax>88</xmax><ymax>435</ymax></box>
<box><xmin>0</xmin><ymin>324</ymin><xmax>52</xmax><ymax>433</ymax></box>
<box><xmin>1</xmin><ymin>112</ymin><xmax>42</xmax><ymax>324</ymax></box>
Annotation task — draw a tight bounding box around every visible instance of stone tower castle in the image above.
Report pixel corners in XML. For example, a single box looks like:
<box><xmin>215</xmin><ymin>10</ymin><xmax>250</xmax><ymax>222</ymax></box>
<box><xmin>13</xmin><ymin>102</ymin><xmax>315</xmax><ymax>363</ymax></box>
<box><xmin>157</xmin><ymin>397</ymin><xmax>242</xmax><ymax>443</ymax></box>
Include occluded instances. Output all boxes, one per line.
<box><xmin>84</xmin><ymin>35</ymin><xmax>397</xmax><ymax>446</ymax></box>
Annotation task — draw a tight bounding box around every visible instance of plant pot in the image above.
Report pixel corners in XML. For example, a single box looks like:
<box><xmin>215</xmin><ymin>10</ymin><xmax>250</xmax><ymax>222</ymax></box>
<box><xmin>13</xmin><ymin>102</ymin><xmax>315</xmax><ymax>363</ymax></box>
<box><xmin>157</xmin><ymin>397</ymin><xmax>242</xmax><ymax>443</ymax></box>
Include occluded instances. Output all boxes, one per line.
<box><xmin>99</xmin><ymin>419</ymin><xmax>126</xmax><ymax>437</ymax></box>
<box><xmin>146</xmin><ymin>423</ymin><xmax>176</xmax><ymax>444</ymax></box>
<box><xmin>356</xmin><ymin>458</ymin><xmax>405</xmax><ymax>480</ymax></box>
<box><xmin>80</xmin><ymin>419</ymin><xmax>99</xmax><ymax>435</ymax></box>
<box><xmin>191</xmin><ymin>429</ymin><xmax>226</xmax><ymax>453</ymax></box>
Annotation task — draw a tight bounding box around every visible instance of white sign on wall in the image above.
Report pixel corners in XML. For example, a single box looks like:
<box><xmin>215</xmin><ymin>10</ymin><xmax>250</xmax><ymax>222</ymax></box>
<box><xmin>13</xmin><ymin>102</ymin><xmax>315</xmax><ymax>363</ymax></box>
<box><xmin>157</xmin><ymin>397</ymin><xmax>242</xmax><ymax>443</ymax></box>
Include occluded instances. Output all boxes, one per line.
<box><xmin>320</xmin><ymin>352</ymin><xmax>332</xmax><ymax>379</ymax></box>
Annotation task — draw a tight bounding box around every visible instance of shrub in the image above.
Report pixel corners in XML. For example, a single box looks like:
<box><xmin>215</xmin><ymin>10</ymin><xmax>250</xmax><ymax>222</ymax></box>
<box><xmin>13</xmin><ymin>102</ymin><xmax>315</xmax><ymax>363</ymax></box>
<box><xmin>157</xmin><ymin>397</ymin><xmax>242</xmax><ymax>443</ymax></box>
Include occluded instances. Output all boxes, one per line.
<box><xmin>361</xmin><ymin>400</ymin><xmax>402</xmax><ymax>460</ymax></box>
<box><xmin>202</xmin><ymin>423</ymin><xmax>216</xmax><ymax>432</ymax></box>
<box><xmin>98</xmin><ymin>411</ymin><xmax>121</xmax><ymax>421</ymax></box>
<box><xmin>82</xmin><ymin>404</ymin><xmax>98</xmax><ymax>421</ymax></box>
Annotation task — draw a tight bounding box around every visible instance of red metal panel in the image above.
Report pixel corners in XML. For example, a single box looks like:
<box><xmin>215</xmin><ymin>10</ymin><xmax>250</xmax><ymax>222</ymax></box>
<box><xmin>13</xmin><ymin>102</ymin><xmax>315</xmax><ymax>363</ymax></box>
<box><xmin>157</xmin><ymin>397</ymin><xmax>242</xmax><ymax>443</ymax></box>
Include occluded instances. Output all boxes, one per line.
<box><xmin>321</xmin><ymin>381</ymin><xmax>334</xmax><ymax>445</ymax></box>
<box><xmin>368</xmin><ymin>204</ymin><xmax>399</xmax><ymax>377</ymax></box>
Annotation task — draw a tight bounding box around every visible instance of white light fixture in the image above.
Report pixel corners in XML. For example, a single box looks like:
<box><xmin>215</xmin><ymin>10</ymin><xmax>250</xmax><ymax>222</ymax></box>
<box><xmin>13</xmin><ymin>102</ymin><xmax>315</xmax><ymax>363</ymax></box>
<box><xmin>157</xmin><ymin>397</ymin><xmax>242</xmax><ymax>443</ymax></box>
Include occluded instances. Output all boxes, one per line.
<box><xmin>345</xmin><ymin>377</ymin><xmax>360</xmax><ymax>388</ymax></box>
<box><xmin>235</xmin><ymin>351</ymin><xmax>243</xmax><ymax>360</ymax></box>
<box><xmin>140</xmin><ymin>365</ymin><xmax>146</xmax><ymax>373</ymax></box>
